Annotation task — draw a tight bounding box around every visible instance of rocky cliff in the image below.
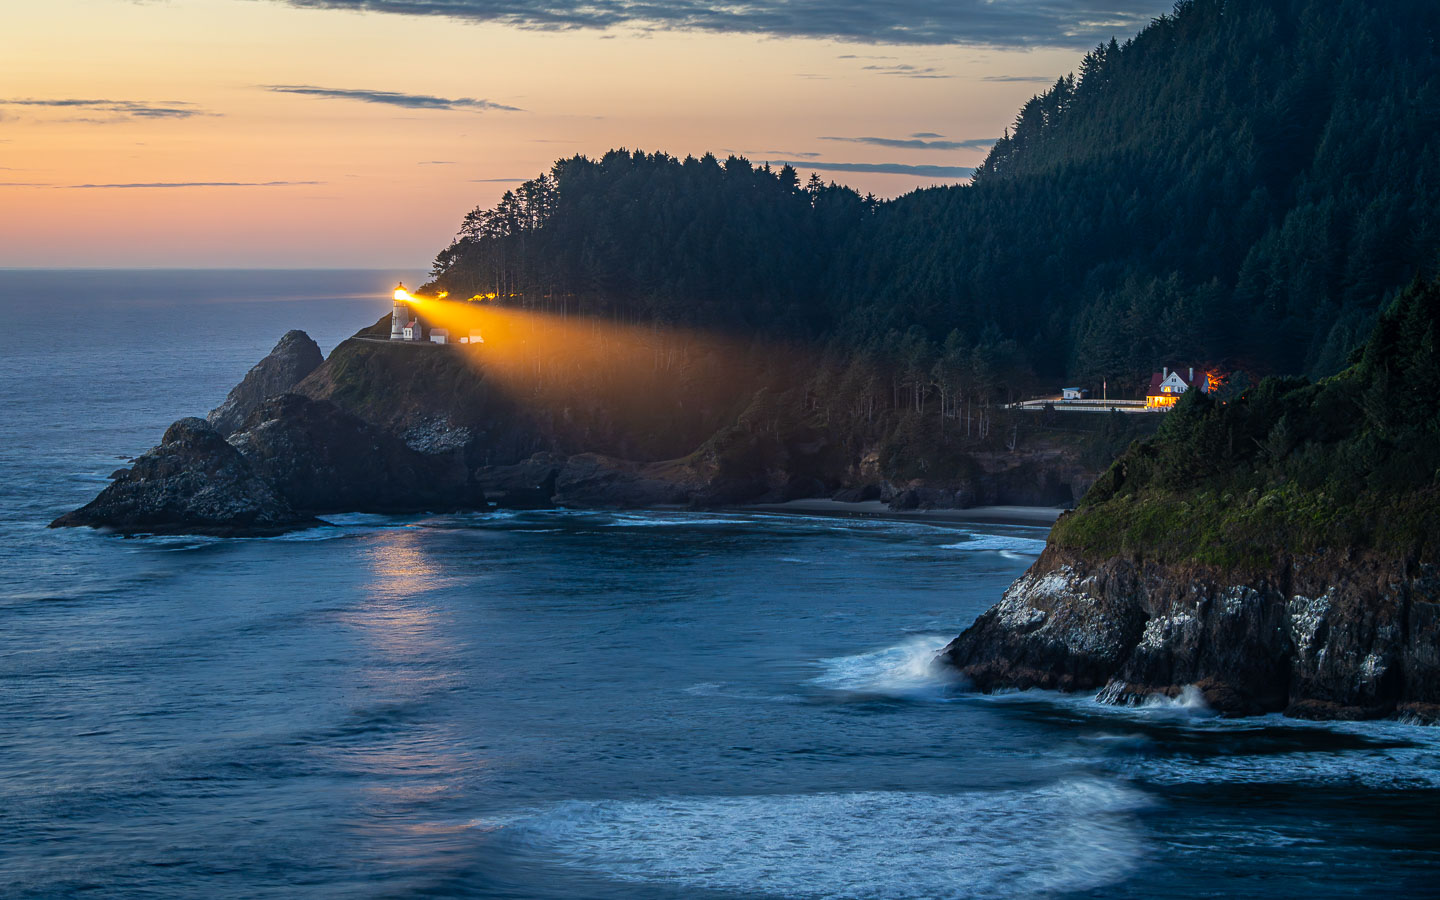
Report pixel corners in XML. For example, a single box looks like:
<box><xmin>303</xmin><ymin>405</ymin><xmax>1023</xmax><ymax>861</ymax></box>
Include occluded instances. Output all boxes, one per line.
<box><xmin>51</xmin><ymin>417</ymin><xmax>318</xmax><ymax>536</ymax></box>
<box><xmin>207</xmin><ymin>330</ymin><xmax>323</xmax><ymax>436</ymax></box>
<box><xmin>54</xmin><ymin>319</ymin><xmax>1136</xmax><ymax>534</ymax></box>
<box><xmin>229</xmin><ymin>393</ymin><xmax>483</xmax><ymax>514</ymax></box>
<box><xmin>52</xmin><ymin>333</ymin><xmax>486</xmax><ymax>534</ymax></box>
<box><xmin>943</xmin><ymin>546</ymin><xmax>1440</xmax><ymax>722</ymax></box>
<box><xmin>941</xmin><ymin>276</ymin><xmax>1440</xmax><ymax>723</ymax></box>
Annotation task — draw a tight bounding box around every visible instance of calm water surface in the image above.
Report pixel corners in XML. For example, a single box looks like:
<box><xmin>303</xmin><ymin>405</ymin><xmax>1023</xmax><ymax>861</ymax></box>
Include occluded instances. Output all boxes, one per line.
<box><xmin>2</xmin><ymin>271</ymin><xmax>1438</xmax><ymax>899</ymax></box>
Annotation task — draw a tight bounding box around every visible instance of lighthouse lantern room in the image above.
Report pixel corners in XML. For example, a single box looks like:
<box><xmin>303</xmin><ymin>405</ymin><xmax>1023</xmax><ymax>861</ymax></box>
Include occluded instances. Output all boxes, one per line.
<box><xmin>391</xmin><ymin>283</ymin><xmax>422</xmax><ymax>341</ymax></box>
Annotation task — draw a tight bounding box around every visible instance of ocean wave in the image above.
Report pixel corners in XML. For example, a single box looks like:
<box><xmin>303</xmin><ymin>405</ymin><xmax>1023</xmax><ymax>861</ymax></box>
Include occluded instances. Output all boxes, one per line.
<box><xmin>810</xmin><ymin>635</ymin><xmax>957</xmax><ymax>698</ymax></box>
<box><xmin>494</xmin><ymin>780</ymin><xmax>1149</xmax><ymax>900</ymax></box>
<box><xmin>940</xmin><ymin>533</ymin><xmax>1048</xmax><ymax>554</ymax></box>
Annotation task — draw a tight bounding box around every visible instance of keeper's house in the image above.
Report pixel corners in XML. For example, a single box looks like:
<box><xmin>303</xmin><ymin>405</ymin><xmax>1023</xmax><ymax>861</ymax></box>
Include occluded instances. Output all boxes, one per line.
<box><xmin>1146</xmin><ymin>366</ymin><xmax>1215</xmax><ymax>409</ymax></box>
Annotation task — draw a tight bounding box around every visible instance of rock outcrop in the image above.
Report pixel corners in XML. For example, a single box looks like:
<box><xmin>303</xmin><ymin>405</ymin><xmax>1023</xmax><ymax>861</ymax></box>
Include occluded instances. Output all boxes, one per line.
<box><xmin>551</xmin><ymin>453</ymin><xmax>700</xmax><ymax>508</ymax></box>
<box><xmin>50</xmin><ymin>418</ymin><xmax>317</xmax><ymax>536</ymax></box>
<box><xmin>472</xmin><ymin>453</ymin><xmax>565</xmax><ymax>508</ymax></box>
<box><xmin>943</xmin><ymin>546</ymin><xmax>1440</xmax><ymax>722</ymax></box>
<box><xmin>208</xmin><ymin>330</ymin><xmax>324</xmax><ymax>436</ymax></box>
<box><xmin>229</xmin><ymin>394</ymin><xmax>483</xmax><ymax>514</ymax></box>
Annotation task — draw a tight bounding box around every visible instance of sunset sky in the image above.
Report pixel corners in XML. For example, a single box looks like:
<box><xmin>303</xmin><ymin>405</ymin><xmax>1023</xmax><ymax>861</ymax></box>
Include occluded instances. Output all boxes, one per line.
<box><xmin>2</xmin><ymin>0</ymin><xmax>1173</xmax><ymax>268</ymax></box>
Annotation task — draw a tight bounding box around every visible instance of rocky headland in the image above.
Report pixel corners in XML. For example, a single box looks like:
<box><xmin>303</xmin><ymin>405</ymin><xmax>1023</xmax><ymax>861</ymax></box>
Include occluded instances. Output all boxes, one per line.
<box><xmin>944</xmin><ymin>546</ymin><xmax>1439</xmax><ymax>721</ymax></box>
<box><xmin>940</xmin><ymin>276</ymin><xmax>1440</xmax><ymax>722</ymax></box>
<box><xmin>54</xmin><ymin>314</ymin><xmax>1118</xmax><ymax>535</ymax></box>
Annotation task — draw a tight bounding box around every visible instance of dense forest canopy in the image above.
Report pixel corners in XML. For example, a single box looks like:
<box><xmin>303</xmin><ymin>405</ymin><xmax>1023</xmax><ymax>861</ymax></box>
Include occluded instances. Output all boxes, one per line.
<box><xmin>429</xmin><ymin>0</ymin><xmax>1440</xmax><ymax>396</ymax></box>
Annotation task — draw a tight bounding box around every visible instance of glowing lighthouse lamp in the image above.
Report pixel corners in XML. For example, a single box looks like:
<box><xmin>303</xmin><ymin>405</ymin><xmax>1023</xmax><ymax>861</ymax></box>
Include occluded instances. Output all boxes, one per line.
<box><xmin>389</xmin><ymin>283</ymin><xmax>463</xmax><ymax>345</ymax></box>
<box><xmin>390</xmin><ymin>283</ymin><xmax>422</xmax><ymax>341</ymax></box>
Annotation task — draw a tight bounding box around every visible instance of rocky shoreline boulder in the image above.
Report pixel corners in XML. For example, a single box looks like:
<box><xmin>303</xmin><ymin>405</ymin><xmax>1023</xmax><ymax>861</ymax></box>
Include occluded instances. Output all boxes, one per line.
<box><xmin>942</xmin><ymin>546</ymin><xmax>1440</xmax><ymax>722</ymax></box>
<box><xmin>50</xmin><ymin>418</ymin><xmax>317</xmax><ymax>536</ymax></box>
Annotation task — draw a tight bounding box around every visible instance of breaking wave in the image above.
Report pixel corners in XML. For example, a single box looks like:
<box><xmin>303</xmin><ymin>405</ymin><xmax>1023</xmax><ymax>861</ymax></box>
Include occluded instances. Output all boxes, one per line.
<box><xmin>810</xmin><ymin>635</ymin><xmax>957</xmax><ymax>697</ymax></box>
<box><xmin>496</xmin><ymin>780</ymin><xmax>1149</xmax><ymax>900</ymax></box>
<box><xmin>940</xmin><ymin>533</ymin><xmax>1048</xmax><ymax>554</ymax></box>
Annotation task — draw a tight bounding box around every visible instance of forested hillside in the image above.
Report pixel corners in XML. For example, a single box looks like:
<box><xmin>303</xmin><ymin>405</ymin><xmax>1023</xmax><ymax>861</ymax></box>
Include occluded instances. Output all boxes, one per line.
<box><xmin>1053</xmin><ymin>272</ymin><xmax>1440</xmax><ymax>565</ymax></box>
<box><xmin>430</xmin><ymin>0</ymin><xmax>1439</xmax><ymax>390</ymax></box>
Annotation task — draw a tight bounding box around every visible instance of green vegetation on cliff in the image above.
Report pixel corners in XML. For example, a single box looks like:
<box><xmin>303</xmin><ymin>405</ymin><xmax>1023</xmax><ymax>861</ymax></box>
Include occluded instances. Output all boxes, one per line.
<box><xmin>1053</xmin><ymin>275</ymin><xmax>1440</xmax><ymax>566</ymax></box>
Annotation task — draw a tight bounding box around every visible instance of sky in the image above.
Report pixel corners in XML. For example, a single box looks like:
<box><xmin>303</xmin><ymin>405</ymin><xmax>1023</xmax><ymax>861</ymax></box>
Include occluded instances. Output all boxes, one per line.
<box><xmin>0</xmin><ymin>0</ymin><xmax>1175</xmax><ymax>268</ymax></box>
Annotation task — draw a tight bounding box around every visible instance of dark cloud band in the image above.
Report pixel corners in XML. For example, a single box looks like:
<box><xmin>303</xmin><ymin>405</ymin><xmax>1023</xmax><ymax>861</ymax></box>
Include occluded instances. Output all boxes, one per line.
<box><xmin>269</xmin><ymin>0</ymin><xmax>1172</xmax><ymax>48</ymax></box>
<box><xmin>266</xmin><ymin>85</ymin><xmax>522</xmax><ymax>112</ymax></box>
<box><xmin>0</xmin><ymin>98</ymin><xmax>209</xmax><ymax>119</ymax></box>
<box><xmin>821</xmin><ymin>135</ymin><xmax>996</xmax><ymax>151</ymax></box>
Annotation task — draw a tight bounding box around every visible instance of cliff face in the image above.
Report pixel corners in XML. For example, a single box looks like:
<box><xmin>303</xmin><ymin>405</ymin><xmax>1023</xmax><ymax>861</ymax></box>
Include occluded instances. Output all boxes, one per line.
<box><xmin>52</xmin><ymin>386</ymin><xmax>485</xmax><ymax>535</ymax></box>
<box><xmin>208</xmin><ymin>330</ymin><xmax>323</xmax><ymax>436</ymax></box>
<box><xmin>943</xmin><ymin>545</ymin><xmax>1440</xmax><ymax>722</ymax></box>
<box><xmin>296</xmin><ymin>333</ymin><xmax>522</xmax><ymax>457</ymax></box>
<box><xmin>229</xmin><ymin>394</ymin><xmax>483</xmax><ymax>514</ymax></box>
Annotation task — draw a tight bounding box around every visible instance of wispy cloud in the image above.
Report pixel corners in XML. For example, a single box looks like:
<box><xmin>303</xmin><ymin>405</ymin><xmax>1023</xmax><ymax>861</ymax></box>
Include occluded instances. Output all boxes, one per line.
<box><xmin>0</xmin><ymin>98</ymin><xmax>212</xmax><ymax>120</ymax></box>
<box><xmin>775</xmin><ymin>161</ymin><xmax>974</xmax><ymax>178</ymax></box>
<box><xmin>61</xmin><ymin>181</ymin><xmax>322</xmax><ymax>189</ymax></box>
<box><xmin>982</xmin><ymin>74</ymin><xmax>1058</xmax><ymax>83</ymax></box>
<box><xmin>820</xmin><ymin>135</ymin><xmax>995</xmax><ymax>151</ymax></box>
<box><xmin>266</xmin><ymin>85</ymin><xmax>522</xmax><ymax>112</ymax></box>
<box><xmin>266</xmin><ymin>0</ymin><xmax>1173</xmax><ymax>48</ymax></box>
<box><xmin>419</xmin><ymin>160</ymin><xmax>457</xmax><ymax>165</ymax></box>
<box><xmin>759</xmin><ymin>149</ymin><xmax>822</xmax><ymax>159</ymax></box>
<box><xmin>862</xmin><ymin>64</ymin><xmax>951</xmax><ymax>79</ymax></box>
<box><xmin>0</xmin><ymin>182</ymin><xmax>48</xmax><ymax>187</ymax></box>
<box><xmin>911</xmin><ymin>132</ymin><xmax>943</xmax><ymax>138</ymax></box>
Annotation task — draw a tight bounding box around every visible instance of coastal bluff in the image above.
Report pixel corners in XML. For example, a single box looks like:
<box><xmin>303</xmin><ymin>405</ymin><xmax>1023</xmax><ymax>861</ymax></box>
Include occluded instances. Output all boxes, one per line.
<box><xmin>54</xmin><ymin>311</ymin><xmax>1121</xmax><ymax>536</ymax></box>
<box><xmin>940</xmin><ymin>275</ymin><xmax>1440</xmax><ymax>723</ymax></box>
<box><xmin>943</xmin><ymin>545</ymin><xmax>1440</xmax><ymax>722</ymax></box>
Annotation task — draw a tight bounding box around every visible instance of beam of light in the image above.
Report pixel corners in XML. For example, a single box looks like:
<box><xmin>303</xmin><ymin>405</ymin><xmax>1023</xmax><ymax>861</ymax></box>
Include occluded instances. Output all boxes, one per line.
<box><xmin>394</xmin><ymin>293</ymin><xmax>786</xmax><ymax>458</ymax></box>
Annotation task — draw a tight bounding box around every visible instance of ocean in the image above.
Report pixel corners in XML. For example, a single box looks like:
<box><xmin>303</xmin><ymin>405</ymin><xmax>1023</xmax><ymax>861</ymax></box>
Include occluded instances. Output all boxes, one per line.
<box><xmin>1</xmin><ymin>270</ymin><xmax>1437</xmax><ymax>899</ymax></box>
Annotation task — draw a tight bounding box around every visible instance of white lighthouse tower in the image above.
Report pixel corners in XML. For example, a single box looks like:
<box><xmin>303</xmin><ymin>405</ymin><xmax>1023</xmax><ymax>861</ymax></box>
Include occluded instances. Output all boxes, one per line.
<box><xmin>391</xmin><ymin>283</ymin><xmax>410</xmax><ymax>341</ymax></box>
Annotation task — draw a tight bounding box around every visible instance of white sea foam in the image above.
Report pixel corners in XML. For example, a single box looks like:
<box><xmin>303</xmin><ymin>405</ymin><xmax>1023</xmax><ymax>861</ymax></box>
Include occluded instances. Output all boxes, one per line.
<box><xmin>1113</xmin><ymin>741</ymin><xmax>1440</xmax><ymax>789</ymax></box>
<box><xmin>602</xmin><ymin>513</ymin><xmax>743</xmax><ymax>527</ymax></box>
<box><xmin>979</xmin><ymin>690</ymin><xmax>1440</xmax><ymax>789</ymax></box>
<box><xmin>313</xmin><ymin>512</ymin><xmax>411</xmax><ymax>527</ymax></box>
<box><xmin>1138</xmin><ymin>684</ymin><xmax>1215</xmax><ymax>714</ymax></box>
<box><xmin>810</xmin><ymin>635</ymin><xmax>956</xmax><ymax>697</ymax></box>
<box><xmin>498</xmin><ymin>780</ymin><xmax>1148</xmax><ymax>900</ymax></box>
<box><xmin>940</xmin><ymin>533</ymin><xmax>1048</xmax><ymax>554</ymax></box>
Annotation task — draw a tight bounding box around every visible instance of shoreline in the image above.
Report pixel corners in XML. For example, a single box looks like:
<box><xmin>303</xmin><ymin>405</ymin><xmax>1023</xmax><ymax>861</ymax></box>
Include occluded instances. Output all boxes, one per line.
<box><xmin>734</xmin><ymin>499</ymin><xmax>1064</xmax><ymax>529</ymax></box>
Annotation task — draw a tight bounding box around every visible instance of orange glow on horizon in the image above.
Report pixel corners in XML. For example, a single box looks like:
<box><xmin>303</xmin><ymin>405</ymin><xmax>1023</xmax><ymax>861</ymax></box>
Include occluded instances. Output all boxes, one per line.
<box><xmin>0</xmin><ymin>0</ymin><xmax>1080</xmax><ymax>267</ymax></box>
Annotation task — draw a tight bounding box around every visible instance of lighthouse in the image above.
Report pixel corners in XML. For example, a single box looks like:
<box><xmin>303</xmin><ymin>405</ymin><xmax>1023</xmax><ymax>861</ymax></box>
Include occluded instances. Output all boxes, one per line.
<box><xmin>391</xmin><ymin>283</ymin><xmax>411</xmax><ymax>341</ymax></box>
